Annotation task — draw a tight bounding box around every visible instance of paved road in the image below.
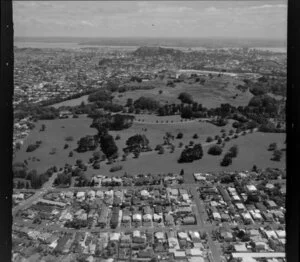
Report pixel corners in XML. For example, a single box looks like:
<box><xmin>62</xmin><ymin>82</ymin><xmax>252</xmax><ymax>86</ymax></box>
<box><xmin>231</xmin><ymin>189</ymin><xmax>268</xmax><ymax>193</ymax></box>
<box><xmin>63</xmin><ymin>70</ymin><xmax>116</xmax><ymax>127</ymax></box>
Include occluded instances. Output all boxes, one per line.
<box><xmin>133</xmin><ymin>118</ymin><xmax>211</xmax><ymax>125</ymax></box>
<box><xmin>13</xmin><ymin>172</ymin><xmax>58</xmax><ymax>216</ymax></box>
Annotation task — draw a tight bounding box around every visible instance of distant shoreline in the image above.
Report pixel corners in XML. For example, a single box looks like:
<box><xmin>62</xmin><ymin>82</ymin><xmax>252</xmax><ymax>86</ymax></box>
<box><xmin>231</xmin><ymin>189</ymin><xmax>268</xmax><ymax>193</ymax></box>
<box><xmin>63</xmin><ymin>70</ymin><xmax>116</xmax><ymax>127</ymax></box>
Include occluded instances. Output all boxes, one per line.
<box><xmin>14</xmin><ymin>36</ymin><xmax>286</xmax><ymax>49</ymax></box>
<box><xmin>14</xmin><ymin>41</ymin><xmax>287</xmax><ymax>53</ymax></box>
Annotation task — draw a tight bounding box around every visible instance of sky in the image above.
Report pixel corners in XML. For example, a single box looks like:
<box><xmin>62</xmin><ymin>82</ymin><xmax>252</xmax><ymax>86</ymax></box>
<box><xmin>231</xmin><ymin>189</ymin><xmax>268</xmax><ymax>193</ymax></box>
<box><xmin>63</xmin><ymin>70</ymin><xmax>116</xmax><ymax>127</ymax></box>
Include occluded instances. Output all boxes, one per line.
<box><xmin>13</xmin><ymin>1</ymin><xmax>287</xmax><ymax>39</ymax></box>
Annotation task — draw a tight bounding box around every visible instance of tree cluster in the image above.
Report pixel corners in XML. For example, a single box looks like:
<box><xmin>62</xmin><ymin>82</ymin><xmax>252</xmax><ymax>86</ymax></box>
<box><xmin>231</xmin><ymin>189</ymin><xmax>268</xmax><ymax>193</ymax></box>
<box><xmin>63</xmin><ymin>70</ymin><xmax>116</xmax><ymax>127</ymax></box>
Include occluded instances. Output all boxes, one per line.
<box><xmin>76</xmin><ymin>135</ymin><xmax>98</xmax><ymax>153</ymax></box>
<box><xmin>133</xmin><ymin>96</ymin><xmax>161</xmax><ymax>111</ymax></box>
<box><xmin>178</xmin><ymin>144</ymin><xmax>203</xmax><ymax>163</ymax></box>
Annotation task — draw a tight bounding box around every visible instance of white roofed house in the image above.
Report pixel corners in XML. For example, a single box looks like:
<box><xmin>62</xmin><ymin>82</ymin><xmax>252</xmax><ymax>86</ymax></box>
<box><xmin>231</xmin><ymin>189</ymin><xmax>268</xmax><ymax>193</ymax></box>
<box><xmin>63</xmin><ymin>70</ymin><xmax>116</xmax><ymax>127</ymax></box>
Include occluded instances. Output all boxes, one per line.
<box><xmin>246</xmin><ymin>184</ymin><xmax>257</xmax><ymax>194</ymax></box>
<box><xmin>143</xmin><ymin>214</ymin><xmax>152</xmax><ymax>222</ymax></box>
<box><xmin>236</xmin><ymin>203</ymin><xmax>246</xmax><ymax>210</ymax></box>
<box><xmin>153</xmin><ymin>213</ymin><xmax>163</xmax><ymax>222</ymax></box>
<box><xmin>132</xmin><ymin>213</ymin><xmax>142</xmax><ymax>222</ymax></box>
<box><xmin>76</xmin><ymin>192</ymin><xmax>85</xmax><ymax>201</ymax></box>
<box><xmin>212</xmin><ymin>212</ymin><xmax>221</xmax><ymax>221</ymax></box>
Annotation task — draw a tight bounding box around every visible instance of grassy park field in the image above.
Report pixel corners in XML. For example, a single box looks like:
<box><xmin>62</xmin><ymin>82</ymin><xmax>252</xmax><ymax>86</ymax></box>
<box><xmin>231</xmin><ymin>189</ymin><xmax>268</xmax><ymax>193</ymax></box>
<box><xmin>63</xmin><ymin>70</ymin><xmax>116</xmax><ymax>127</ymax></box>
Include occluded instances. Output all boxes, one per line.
<box><xmin>113</xmin><ymin>75</ymin><xmax>253</xmax><ymax>109</ymax></box>
<box><xmin>50</xmin><ymin>75</ymin><xmax>253</xmax><ymax>109</ymax></box>
<box><xmin>14</xmin><ymin>115</ymin><xmax>97</xmax><ymax>173</ymax></box>
<box><xmin>14</xmin><ymin>114</ymin><xmax>285</xmax><ymax>182</ymax></box>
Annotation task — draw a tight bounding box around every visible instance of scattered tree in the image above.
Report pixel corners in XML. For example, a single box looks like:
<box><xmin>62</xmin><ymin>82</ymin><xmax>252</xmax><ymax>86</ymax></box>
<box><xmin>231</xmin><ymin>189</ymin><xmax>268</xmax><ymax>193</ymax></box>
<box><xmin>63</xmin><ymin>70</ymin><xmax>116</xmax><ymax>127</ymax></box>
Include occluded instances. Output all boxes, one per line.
<box><xmin>206</xmin><ymin>136</ymin><xmax>213</xmax><ymax>143</ymax></box>
<box><xmin>208</xmin><ymin>145</ymin><xmax>223</xmax><ymax>155</ymax></box>
<box><xmin>176</xmin><ymin>132</ymin><xmax>183</xmax><ymax>139</ymax></box>
<box><xmin>268</xmin><ymin>142</ymin><xmax>277</xmax><ymax>151</ymax></box>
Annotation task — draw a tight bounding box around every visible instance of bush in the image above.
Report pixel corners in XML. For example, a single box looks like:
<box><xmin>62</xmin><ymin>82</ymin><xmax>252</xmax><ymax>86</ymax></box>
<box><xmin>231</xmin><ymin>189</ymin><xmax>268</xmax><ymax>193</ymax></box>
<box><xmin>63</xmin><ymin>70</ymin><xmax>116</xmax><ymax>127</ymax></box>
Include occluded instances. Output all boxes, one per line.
<box><xmin>115</xmin><ymin>134</ymin><xmax>121</xmax><ymax>140</ymax></box>
<box><xmin>68</xmin><ymin>151</ymin><xmax>74</xmax><ymax>157</ymax></box>
<box><xmin>65</xmin><ymin>136</ymin><xmax>74</xmax><ymax>142</ymax></box>
<box><xmin>224</xmin><ymin>137</ymin><xmax>230</xmax><ymax>142</ymax></box>
<box><xmin>268</xmin><ymin>142</ymin><xmax>277</xmax><ymax>151</ymax></box>
<box><xmin>109</xmin><ymin>165</ymin><xmax>123</xmax><ymax>172</ymax></box>
<box><xmin>221</xmin><ymin>154</ymin><xmax>233</xmax><ymax>166</ymax></box>
<box><xmin>193</xmin><ymin>134</ymin><xmax>199</xmax><ymax>139</ymax></box>
<box><xmin>155</xmin><ymin>144</ymin><xmax>163</xmax><ymax>151</ymax></box>
<box><xmin>158</xmin><ymin>147</ymin><xmax>165</xmax><ymax>154</ymax></box>
<box><xmin>26</xmin><ymin>144</ymin><xmax>39</xmax><ymax>153</ymax></box>
<box><xmin>228</xmin><ymin>145</ymin><xmax>238</xmax><ymax>158</ymax></box>
<box><xmin>177</xmin><ymin>133</ymin><xmax>183</xmax><ymax>139</ymax></box>
<box><xmin>64</xmin><ymin>144</ymin><xmax>69</xmax><ymax>149</ymax></box>
<box><xmin>49</xmin><ymin>148</ymin><xmax>57</xmax><ymax>155</ymax></box>
<box><xmin>206</xmin><ymin>136</ymin><xmax>213</xmax><ymax>143</ymax></box>
<box><xmin>208</xmin><ymin>145</ymin><xmax>223</xmax><ymax>155</ymax></box>
<box><xmin>271</xmin><ymin>149</ymin><xmax>283</xmax><ymax>161</ymax></box>
<box><xmin>217</xmin><ymin>138</ymin><xmax>222</xmax><ymax>144</ymax></box>
<box><xmin>93</xmin><ymin>162</ymin><xmax>100</xmax><ymax>169</ymax></box>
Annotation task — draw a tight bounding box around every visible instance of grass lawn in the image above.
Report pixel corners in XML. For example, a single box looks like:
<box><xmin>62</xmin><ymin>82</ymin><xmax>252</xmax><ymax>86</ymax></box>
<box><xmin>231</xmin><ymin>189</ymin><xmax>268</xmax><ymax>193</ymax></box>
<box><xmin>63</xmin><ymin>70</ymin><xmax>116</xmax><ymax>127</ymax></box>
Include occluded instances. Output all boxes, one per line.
<box><xmin>13</xmin><ymin>114</ymin><xmax>285</xmax><ymax>182</ymax></box>
<box><xmin>113</xmin><ymin>75</ymin><xmax>253</xmax><ymax>109</ymax></box>
<box><xmin>51</xmin><ymin>95</ymin><xmax>90</xmax><ymax>108</ymax></box>
<box><xmin>97</xmin><ymin>132</ymin><xmax>286</xmax><ymax>183</ymax></box>
<box><xmin>110</xmin><ymin>119</ymin><xmax>235</xmax><ymax>151</ymax></box>
<box><xmin>13</xmin><ymin>115</ymin><xmax>97</xmax><ymax>173</ymax></box>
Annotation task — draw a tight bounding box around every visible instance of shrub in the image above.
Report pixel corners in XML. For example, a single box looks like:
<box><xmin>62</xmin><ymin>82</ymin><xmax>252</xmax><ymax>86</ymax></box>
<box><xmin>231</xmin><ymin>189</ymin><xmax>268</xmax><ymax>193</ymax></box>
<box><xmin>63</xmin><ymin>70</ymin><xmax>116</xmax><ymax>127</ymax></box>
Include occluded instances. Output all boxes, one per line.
<box><xmin>228</xmin><ymin>145</ymin><xmax>238</xmax><ymax>158</ymax></box>
<box><xmin>208</xmin><ymin>145</ymin><xmax>223</xmax><ymax>155</ymax></box>
<box><xmin>155</xmin><ymin>144</ymin><xmax>163</xmax><ymax>151</ymax></box>
<box><xmin>49</xmin><ymin>148</ymin><xmax>57</xmax><ymax>155</ymax></box>
<box><xmin>217</xmin><ymin>138</ymin><xmax>222</xmax><ymax>144</ymax></box>
<box><xmin>206</xmin><ymin>136</ymin><xmax>213</xmax><ymax>143</ymax></box>
<box><xmin>224</xmin><ymin>137</ymin><xmax>230</xmax><ymax>142</ymax></box>
<box><xmin>115</xmin><ymin>134</ymin><xmax>121</xmax><ymax>140</ymax></box>
<box><xmin>193</xmin><ymin>134</ymin><xmax>199</xmax><ymax>139</ymax></box>
<box><xmin>26</xmin><ymin>143</ymin><xmax>39</xmax><ymax>152</ymax></box>
<box><xmin>177</xmin><ymin>133</ymin><xmax>183</xmax><ymax>139</ymax></box>
<box><xmin>268</xmin><ymin>142</ymin><xmax>277</xmax><ymax>151</ymax></box>
<box><xmin>109</xmin><ymin>165</ymin><xmax>123</xmax><ymax>172</ymax></box>
<box><xmin>221</xmin><ymin>154</ymin><xmax>233</xmax><ymax>166</ymax></box>
<box><xmin>65</xmin><ymin>136</ymin><xmax>74</xmax><ymax>142</ymax></box>
<box><xmin>93</xmin><ymin>162</ymin><xmax>100</xmax><ymax>169</ymax></box>
<box><xmin>158</xmin><ymin>147</ymin><xmax>165</xmax><ymax>154</ymax></box>
<box><xmin>271</xmin><ymin>149</ymin><xmax>283</xmax><ymax>161</ymax></box>
<box><xmin>64</xmin><ymin>144</ymin><xmax>69</xmax><ymax>149</ymax></box>
<box><xmin>68</xmin><ymin>151</ymin><xmax>74</xmax><ymax>157</ymax></box>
